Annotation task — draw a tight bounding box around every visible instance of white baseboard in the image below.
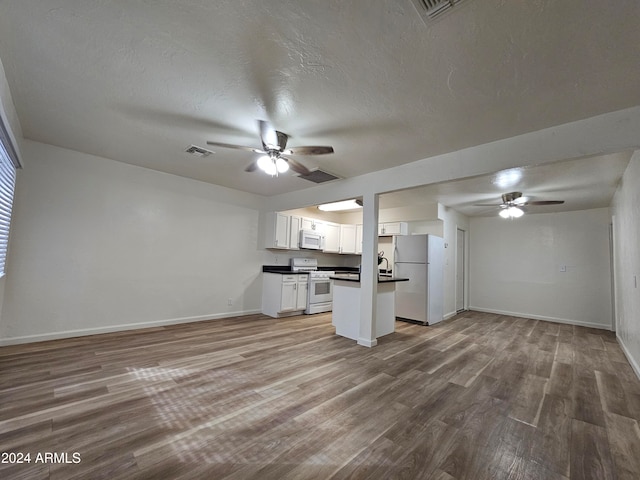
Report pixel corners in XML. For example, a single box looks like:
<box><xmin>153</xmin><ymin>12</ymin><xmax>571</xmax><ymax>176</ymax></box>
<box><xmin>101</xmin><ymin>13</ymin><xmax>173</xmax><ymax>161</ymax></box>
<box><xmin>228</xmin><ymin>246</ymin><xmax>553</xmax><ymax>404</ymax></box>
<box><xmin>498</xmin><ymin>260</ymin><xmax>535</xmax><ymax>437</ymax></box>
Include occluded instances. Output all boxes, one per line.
<box><xmin>357</xmin><ymin>337</ymin><xmax>378</xmax><ymax>348</ymax></box>
<box><xmin>616</xmin><ymin>335</ymin><xmax>640</xmax><ymax>381</ymax></box>
<box><xmin>444</xmin><ymin>310</ymin><xmax>458</xmax><ymax>320</ymax></box>
<box><xmin>468</xmin><ymin>306</ymin><xmax>613</xmax><ymax>331</ymax></box>
<box><xmin>0</xmin><ymin>309</ymin><xmax>261</xmax><ymax>346</ymax></box>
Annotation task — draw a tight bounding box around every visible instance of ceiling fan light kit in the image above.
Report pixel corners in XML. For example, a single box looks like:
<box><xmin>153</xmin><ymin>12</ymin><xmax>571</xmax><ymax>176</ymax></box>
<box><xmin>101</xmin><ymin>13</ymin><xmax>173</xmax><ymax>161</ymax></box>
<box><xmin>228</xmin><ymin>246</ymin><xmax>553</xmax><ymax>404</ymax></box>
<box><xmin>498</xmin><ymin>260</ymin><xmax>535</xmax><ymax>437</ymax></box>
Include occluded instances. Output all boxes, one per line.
<box><xmin>257</xmin><ymin>155</ymin><xmax>289</xmax><ymax>176</ymax></box>
<box><xmin>499</xmin><ymin>206</ymin><xmax>524</xmax><ymax>219</ymax></box>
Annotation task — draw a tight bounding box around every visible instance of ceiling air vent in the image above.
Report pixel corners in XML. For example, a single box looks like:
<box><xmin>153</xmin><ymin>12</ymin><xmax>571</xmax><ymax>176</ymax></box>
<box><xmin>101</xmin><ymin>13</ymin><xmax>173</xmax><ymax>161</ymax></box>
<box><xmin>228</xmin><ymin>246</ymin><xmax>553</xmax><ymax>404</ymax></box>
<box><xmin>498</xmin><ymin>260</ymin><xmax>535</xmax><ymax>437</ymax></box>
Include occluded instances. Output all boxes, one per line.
<box><xmin>297</xmin><ymin>169</ymin><xmax>341</xmax><ymax>184</ymax></box>
<box><xmin>410</xmin><ymin>0</ymin><xmax>466</xmax><ymax>23</ymax></box>
<box><xmin>184</xmin><ymin>145</ymin><xmax>213</xmax><ymax>157</ymax></box>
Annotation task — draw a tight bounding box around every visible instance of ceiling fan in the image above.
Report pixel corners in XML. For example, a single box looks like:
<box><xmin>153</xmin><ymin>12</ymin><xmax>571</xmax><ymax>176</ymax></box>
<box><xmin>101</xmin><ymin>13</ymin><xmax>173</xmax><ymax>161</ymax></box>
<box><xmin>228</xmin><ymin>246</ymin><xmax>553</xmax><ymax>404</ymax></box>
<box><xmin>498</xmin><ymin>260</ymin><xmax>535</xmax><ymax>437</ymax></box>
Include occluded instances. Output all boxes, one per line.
<box><xmin>206</xmin><ymin>120</ymin><xmax>334</xmax><ymax>176</ymax></box>
<box><xmin>474</xmin><ymin>191</ymin><xmax>565</xmax><ymax>218</ymax></box>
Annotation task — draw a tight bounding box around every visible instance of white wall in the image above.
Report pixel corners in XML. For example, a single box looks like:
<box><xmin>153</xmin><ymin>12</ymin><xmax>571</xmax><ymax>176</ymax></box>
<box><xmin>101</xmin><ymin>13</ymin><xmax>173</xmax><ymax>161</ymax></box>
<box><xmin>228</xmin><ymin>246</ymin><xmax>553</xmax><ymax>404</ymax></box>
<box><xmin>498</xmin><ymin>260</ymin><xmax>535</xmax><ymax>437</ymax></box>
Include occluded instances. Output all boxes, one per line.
<box><xmin>611</xmin><ymin>150</ymin><xmax>640</xmax><ymax>375</ymax></box>
<box><xmin>469</xmin><ymin>208</ymin><xmax>613</xmax><ymax>329</ymax></box>
<box><xmin>0</xmin><ymin>140</ymin><xmax>266</xmax><ymax>344</ymax></box>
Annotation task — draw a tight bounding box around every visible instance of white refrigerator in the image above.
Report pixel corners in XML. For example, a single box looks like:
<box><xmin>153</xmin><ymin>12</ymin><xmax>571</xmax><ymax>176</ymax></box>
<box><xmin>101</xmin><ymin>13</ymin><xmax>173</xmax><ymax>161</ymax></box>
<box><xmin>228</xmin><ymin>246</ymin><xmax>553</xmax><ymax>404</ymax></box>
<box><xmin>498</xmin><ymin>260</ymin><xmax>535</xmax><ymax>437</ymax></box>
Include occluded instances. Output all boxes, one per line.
<box><xmin>394</xmin><ymin>234</ymin><xmax>444</xmax><ymax>325</ymax></box>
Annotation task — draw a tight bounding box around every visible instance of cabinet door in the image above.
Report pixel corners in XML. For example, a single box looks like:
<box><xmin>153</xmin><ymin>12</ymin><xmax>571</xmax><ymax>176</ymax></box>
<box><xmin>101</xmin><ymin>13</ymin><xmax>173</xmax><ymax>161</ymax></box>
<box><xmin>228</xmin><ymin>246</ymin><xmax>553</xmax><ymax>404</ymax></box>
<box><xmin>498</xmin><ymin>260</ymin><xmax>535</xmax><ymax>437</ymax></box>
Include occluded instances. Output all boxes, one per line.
<box><xmin>274</xmin><ymin>212</ymin><xmax>290</xmax><ymax>248</ymax></box>
<box><xmin>289</xmin><ymin>215</ymin><xmax>301</xmax><ymax>250</ymax></box>
<box><xmin>301</xmin><ymin>217</ymin><xmax>316</xmax><ymax>231</ymax></box>
<box><xmin>323</xmin><ymin>222</ymin><xmax>341</xmax><ymax>253</ymax></box>
<box><xmin>340</xmin><ymin>224</ymin><xmax>357</xmax><ymax>254</ymax></box>
<box><xmin>356</xmin><ymin>224</ymin><xmax>363</xmax><ymax>254</ymax></box>
<box><xmin>383</xmin><ymin>222</ymin><xmax>402</xmax><ymax>235</ymax></box>
<box><xmin>378</xmin><ymin>222</ymin><xmax>408</xmax><ymax>236</ymax></box>
<box><xmin>296</xmin><ymin>278</ymin><xmax>308</xmax><ymax>310</ymax></box>
<box><xmin>280</xmin><ymin>281</ymin><xmax>297</xmax><ymax>312</ymax></box>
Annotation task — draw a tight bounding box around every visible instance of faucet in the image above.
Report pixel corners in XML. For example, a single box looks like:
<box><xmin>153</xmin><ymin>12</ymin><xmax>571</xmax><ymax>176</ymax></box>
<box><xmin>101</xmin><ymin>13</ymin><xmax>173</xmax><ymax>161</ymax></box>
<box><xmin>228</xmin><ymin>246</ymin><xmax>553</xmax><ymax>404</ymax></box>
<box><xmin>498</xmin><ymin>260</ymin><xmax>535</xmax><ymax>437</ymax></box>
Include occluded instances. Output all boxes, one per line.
<box><xmin>380</xmin><ymin>257</ymin><xmax>390</xmax><ymax>274</ymax></box>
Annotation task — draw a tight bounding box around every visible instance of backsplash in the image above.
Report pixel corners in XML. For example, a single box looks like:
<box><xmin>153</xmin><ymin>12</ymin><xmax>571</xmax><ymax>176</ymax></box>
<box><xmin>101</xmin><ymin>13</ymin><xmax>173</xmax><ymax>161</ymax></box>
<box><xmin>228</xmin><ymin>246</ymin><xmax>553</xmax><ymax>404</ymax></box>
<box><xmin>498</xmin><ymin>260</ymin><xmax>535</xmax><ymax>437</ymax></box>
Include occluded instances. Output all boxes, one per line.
<box><xmin>262</xmin><ymin>249</ymin><xmax>361</xmax><ymax>268</ymax></box>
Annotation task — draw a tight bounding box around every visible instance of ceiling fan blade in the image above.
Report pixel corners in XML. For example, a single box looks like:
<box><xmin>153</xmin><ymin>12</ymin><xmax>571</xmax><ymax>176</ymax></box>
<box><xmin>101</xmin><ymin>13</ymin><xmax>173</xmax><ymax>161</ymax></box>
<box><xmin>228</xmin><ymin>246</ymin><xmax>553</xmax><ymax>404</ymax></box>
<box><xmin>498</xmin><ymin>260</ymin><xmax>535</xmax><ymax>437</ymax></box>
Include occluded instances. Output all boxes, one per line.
<box><xmin>281</xmin><ymin>156</ymin><xmax>310</xmax><ymax>176</ymax></box>
<box><xmin>282</xmin><ymin>146</ymin><xmax>334</xmax><ymax>155</ymax></box>
<box><xmin>206</xmin><ymin>141</ymin><xmax>263</xmax><ymax>153</ymax></box>
<box><xmin>245</xmin><ymin>160</ymin><xmax>258</xmax><ymax>172</ymax></box>
<box><xmin>523</xmin><ymin>200</ymin><xmax>565</xmax><ymax>205</ymax></box>
<box><xmin>259</xmin><ymin>120</ymin><xmax>279</xmax><ymax>150</ymax></box>
<box><xmin>275</xmin><ymin>131</ymin><xmax>288</xmax><ymax>151</ymax></box>
<box><xmin>473</xmin><ymin>203</ymin><xmax>502</xmax><ymax>207</ymax></box>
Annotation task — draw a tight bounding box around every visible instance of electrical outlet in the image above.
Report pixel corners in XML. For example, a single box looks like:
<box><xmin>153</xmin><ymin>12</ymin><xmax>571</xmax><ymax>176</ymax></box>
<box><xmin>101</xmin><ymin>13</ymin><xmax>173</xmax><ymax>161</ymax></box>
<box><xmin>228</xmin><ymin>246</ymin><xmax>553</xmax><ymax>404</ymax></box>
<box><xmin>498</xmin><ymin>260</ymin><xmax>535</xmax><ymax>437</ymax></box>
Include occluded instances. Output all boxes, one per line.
<box><xmin>560</xmin><ymin>265</ymin><xmax>567</xmax><ymax>272</ymax></box>
<box><xmin>227</xmin><ymin>298</ymin><xmax>233</xmax><ymax>306</ymax></box>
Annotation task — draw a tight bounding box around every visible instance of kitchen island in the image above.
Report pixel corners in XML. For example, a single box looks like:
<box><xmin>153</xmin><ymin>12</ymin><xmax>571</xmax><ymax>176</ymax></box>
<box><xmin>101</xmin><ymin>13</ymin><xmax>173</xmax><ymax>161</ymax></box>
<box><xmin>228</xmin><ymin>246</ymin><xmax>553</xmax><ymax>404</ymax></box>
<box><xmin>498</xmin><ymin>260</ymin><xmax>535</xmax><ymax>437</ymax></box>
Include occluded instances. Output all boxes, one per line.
<box><xmin>329</xmin><ymin>273</ymin><xmax>409</xmax><ymax>342</ymax></box>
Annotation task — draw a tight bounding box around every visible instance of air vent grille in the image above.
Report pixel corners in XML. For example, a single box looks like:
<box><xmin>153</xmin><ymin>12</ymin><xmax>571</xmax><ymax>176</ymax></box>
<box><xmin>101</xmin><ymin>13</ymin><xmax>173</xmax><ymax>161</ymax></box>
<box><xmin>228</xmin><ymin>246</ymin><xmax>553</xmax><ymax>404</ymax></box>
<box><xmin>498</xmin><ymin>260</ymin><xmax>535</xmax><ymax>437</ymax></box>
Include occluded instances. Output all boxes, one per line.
<box><xmin>410</xmin><ymin>0</ymin><xmax>466</xmax><ymax>23</ymax></box>
<box><xmin>185</xmin><ymin>145</ymin><xmax>213</xmax><ymax>157</ymax></box>
<box><xmin>297</xmin><ymin>169</ymin><xmax>341</xmax><ymax>184</ymax></box>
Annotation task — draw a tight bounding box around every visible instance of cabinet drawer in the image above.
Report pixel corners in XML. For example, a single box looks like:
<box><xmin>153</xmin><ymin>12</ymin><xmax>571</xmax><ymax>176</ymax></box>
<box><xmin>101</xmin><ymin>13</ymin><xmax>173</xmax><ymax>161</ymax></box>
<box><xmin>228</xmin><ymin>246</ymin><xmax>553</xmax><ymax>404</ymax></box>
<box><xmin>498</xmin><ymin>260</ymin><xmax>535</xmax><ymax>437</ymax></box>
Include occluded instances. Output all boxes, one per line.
<box><xmin>282</xmin><ymin>275</ymin><xmax>297</xmax><ymax>282</ymax></box>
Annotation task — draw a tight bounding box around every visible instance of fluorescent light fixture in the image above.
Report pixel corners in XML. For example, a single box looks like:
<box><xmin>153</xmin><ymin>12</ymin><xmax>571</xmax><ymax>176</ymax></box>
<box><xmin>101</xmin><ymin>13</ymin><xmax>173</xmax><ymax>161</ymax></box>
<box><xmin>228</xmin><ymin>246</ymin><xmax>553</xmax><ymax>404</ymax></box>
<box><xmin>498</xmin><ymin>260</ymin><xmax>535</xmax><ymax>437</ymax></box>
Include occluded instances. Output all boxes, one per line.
<box><xmin>499</xmin><ymin>206</ymin><xmax>524</xmax><ymax>219</ymax></box>
<box><xmin>318</xmin><ymin>199</ymin><xmax>362</xmax><ymax>212</ymax></box>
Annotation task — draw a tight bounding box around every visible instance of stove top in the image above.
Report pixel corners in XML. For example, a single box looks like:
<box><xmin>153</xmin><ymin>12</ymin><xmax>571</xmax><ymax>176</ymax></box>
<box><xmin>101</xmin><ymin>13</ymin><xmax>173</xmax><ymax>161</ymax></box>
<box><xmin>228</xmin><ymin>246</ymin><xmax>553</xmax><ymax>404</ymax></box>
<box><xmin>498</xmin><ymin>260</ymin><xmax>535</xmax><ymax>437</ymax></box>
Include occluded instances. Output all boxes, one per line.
<box><xmin>291</xmin><ymin>257</ymin><xmax>318</xmax><ymax>272</ymax></box>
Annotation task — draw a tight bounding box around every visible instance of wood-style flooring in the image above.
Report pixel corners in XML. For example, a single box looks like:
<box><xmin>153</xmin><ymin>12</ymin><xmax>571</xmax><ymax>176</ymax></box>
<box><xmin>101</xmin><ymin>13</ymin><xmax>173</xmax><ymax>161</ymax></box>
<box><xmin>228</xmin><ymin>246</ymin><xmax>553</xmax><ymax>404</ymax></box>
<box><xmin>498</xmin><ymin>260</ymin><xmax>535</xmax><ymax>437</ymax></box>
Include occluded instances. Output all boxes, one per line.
<box><xmin>1</xmin><ymin>311</ymin><xmax>640</xmax><ymax>479</ymax></box>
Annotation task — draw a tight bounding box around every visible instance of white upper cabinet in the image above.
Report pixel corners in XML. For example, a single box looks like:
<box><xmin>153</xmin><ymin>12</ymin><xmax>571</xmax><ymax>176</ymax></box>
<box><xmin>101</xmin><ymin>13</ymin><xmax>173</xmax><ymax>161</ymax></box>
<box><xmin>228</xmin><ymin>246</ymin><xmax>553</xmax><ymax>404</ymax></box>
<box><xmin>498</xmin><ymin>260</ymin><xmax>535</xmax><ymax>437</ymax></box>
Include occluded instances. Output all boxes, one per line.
<box><xmin>265</xmin><ymin>212</ymin><xmax>291</xmax><ymax>249</ymax></box>
<box><xmin>301</xmin><ymin>217</ymin><xmax>323</xmax><ymax>233</ymax></box>
<box><xmin>323</xmin><ymin>222</ymin><xmax>341</xmax><ymax>253</ymax></box>
<box><xmin>266</xmin><ymin>212</ymin><xmax>407</xmax><ymax>253</ymax></box>
<box><xmin>339</xmin><ymin>224</ymin><xmax>357</xmax><ymax>254</ymax></box>
<box><xmin>378</xmin><ymin>222</ymin><xmax>408</xmax><ymax>236</ymax></box>
<box><xmin>355</xmin><ymin>224</ymin><xmax>363</xmax><ymax>254</ymax></box>
<box><xmin>289</xmin><ymin>215</ymin><xmax>301</xmax><ymax>250</ymax></box>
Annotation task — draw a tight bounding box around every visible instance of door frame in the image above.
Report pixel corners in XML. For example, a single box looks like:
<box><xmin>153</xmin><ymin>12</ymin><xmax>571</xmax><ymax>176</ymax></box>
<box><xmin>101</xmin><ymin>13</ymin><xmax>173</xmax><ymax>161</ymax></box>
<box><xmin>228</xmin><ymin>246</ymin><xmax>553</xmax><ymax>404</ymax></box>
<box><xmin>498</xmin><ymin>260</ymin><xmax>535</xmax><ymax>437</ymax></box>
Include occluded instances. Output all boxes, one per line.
<box><xmin>455</xmin><ymin>227</ymin><xmax>468</xmax><ymax>313</ymax></box>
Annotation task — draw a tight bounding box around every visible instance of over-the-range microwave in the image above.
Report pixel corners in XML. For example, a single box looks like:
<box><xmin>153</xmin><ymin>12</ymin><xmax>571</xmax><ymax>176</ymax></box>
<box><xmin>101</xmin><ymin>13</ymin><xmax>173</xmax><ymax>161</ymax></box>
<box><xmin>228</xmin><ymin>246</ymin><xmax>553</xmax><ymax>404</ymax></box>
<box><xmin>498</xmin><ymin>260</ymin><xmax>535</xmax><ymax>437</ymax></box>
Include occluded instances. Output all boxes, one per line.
<box><xmin>299</xmin><ymin>229</ymin><xmax>324</xmax><ymax>250</ymax></box>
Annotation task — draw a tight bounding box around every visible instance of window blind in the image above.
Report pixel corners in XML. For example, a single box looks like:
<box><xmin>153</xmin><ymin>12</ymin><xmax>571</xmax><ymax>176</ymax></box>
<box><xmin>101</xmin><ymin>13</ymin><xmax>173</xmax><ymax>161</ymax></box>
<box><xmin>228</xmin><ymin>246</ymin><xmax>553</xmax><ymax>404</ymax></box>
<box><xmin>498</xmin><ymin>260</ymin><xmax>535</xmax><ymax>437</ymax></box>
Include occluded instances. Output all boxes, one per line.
<box><xmin>0</xmin><ymin>116</ymin><xmax>18</xmax><ymax>276</ymax></box>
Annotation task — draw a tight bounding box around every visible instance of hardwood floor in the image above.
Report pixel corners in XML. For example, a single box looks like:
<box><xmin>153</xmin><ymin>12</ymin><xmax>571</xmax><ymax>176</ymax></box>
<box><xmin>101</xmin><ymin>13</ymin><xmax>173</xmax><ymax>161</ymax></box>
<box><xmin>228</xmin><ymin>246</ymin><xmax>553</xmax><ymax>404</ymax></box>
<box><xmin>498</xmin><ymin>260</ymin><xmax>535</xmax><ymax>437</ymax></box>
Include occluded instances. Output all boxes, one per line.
<box><xmin>1</xmin><ymin>311</ymin><xmax>639</xmax><ymax>479</ymax></box>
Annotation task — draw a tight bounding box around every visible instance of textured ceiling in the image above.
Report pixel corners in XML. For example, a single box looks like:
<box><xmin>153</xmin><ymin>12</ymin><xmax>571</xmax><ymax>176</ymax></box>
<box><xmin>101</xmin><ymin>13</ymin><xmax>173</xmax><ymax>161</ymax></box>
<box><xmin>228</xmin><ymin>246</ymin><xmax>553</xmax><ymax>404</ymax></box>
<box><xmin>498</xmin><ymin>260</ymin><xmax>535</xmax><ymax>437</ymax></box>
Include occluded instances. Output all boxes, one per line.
<box><xmin>379</xmin><ymin>152</ymin><xmax>632</xmax><ymax>215</ymax></box>
<box><xmin>0</xmin><ymin>0</ymin><xmax>638</xmax><ymax>199</ymax></box>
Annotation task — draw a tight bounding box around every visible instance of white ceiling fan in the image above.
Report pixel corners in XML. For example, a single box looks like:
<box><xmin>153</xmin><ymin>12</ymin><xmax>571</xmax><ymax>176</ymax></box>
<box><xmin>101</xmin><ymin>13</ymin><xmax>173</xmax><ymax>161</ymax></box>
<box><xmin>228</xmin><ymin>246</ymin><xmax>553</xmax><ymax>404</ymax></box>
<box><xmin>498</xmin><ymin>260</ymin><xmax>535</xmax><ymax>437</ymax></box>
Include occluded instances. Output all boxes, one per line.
<box><xmin>206</xmin><ymin>120</ymin><xmax>334</xmax><ymax>176</ymax></box>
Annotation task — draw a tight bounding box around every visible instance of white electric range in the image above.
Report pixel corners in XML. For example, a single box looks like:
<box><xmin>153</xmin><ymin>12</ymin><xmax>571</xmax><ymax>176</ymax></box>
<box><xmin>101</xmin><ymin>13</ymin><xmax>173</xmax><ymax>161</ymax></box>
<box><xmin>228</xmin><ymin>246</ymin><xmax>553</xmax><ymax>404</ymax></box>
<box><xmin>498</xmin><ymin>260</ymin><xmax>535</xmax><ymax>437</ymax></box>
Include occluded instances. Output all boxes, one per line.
<box><xmin>290</xmin><ymin>258</ymin><xmax>335</xmax><ymax>314</ymax></box>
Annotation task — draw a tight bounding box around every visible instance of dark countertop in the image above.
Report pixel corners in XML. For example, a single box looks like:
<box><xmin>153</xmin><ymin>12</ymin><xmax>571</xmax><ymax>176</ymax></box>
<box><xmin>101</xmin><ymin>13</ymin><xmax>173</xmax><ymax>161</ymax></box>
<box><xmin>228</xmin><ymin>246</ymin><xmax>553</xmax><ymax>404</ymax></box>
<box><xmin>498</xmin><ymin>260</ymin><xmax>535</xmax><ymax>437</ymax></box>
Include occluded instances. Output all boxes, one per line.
<box><xmin>330</xmin><ymin>273</ymin><xmax>409</xmax><ymax>284</ymax></box>
<box><xmin>262</xmin><ymin>267</ymin><xmax>309</xmax><ymax>275</ymax></box>
<box><xmin>262</xmin><ymin>265</ymin><xmax>360</xmax><ymax>274</ymax></box>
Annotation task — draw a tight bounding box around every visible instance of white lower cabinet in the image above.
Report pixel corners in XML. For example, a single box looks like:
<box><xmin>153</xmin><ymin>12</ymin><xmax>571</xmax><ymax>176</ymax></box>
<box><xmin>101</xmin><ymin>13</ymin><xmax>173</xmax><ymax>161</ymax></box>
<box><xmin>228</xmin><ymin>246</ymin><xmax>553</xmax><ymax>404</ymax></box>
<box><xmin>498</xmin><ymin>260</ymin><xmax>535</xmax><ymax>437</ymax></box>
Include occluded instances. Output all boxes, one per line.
<box><xmin>296</xmin><ymin>277</ymin><xmax>308</xmax><ymax>310</ymax></box>
<box><xmin>262</xmin><ymin>273</ymin><xmax>309</xmax><ymax>318</ymax></box>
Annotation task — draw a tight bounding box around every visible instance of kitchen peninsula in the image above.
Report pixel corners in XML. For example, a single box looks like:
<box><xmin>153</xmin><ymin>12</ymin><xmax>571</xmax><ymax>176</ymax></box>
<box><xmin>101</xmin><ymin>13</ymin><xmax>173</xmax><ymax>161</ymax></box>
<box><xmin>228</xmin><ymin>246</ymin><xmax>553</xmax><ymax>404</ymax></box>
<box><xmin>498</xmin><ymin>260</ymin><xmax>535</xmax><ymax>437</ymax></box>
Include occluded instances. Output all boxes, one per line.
<box><xmin>329</xmin><ymin>273</ymin><xmax>409</xmax><ymax>342</ymax></box>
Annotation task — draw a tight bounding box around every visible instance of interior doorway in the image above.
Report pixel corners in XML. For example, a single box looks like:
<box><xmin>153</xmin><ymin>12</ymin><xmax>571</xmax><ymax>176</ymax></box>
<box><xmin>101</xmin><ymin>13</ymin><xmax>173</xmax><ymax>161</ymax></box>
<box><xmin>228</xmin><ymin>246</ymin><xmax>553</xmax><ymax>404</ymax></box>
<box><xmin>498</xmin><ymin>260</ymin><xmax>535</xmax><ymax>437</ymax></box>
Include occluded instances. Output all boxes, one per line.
<box><xmin>456</xmin><ymin>227</ymin><xmax>466</xmax><ymax>313</ymax></box>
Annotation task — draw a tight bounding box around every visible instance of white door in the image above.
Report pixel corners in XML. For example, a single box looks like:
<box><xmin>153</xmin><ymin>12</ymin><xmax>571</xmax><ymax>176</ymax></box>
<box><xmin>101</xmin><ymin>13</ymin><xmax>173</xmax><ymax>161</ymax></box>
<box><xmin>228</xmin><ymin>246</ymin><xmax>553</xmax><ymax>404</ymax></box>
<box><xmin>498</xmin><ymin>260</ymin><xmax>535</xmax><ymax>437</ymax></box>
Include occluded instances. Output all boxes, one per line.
<box><xmin>456</xmin><ymin>228</ymin><xmax>465</xmax><ymax>312</ymax></box>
